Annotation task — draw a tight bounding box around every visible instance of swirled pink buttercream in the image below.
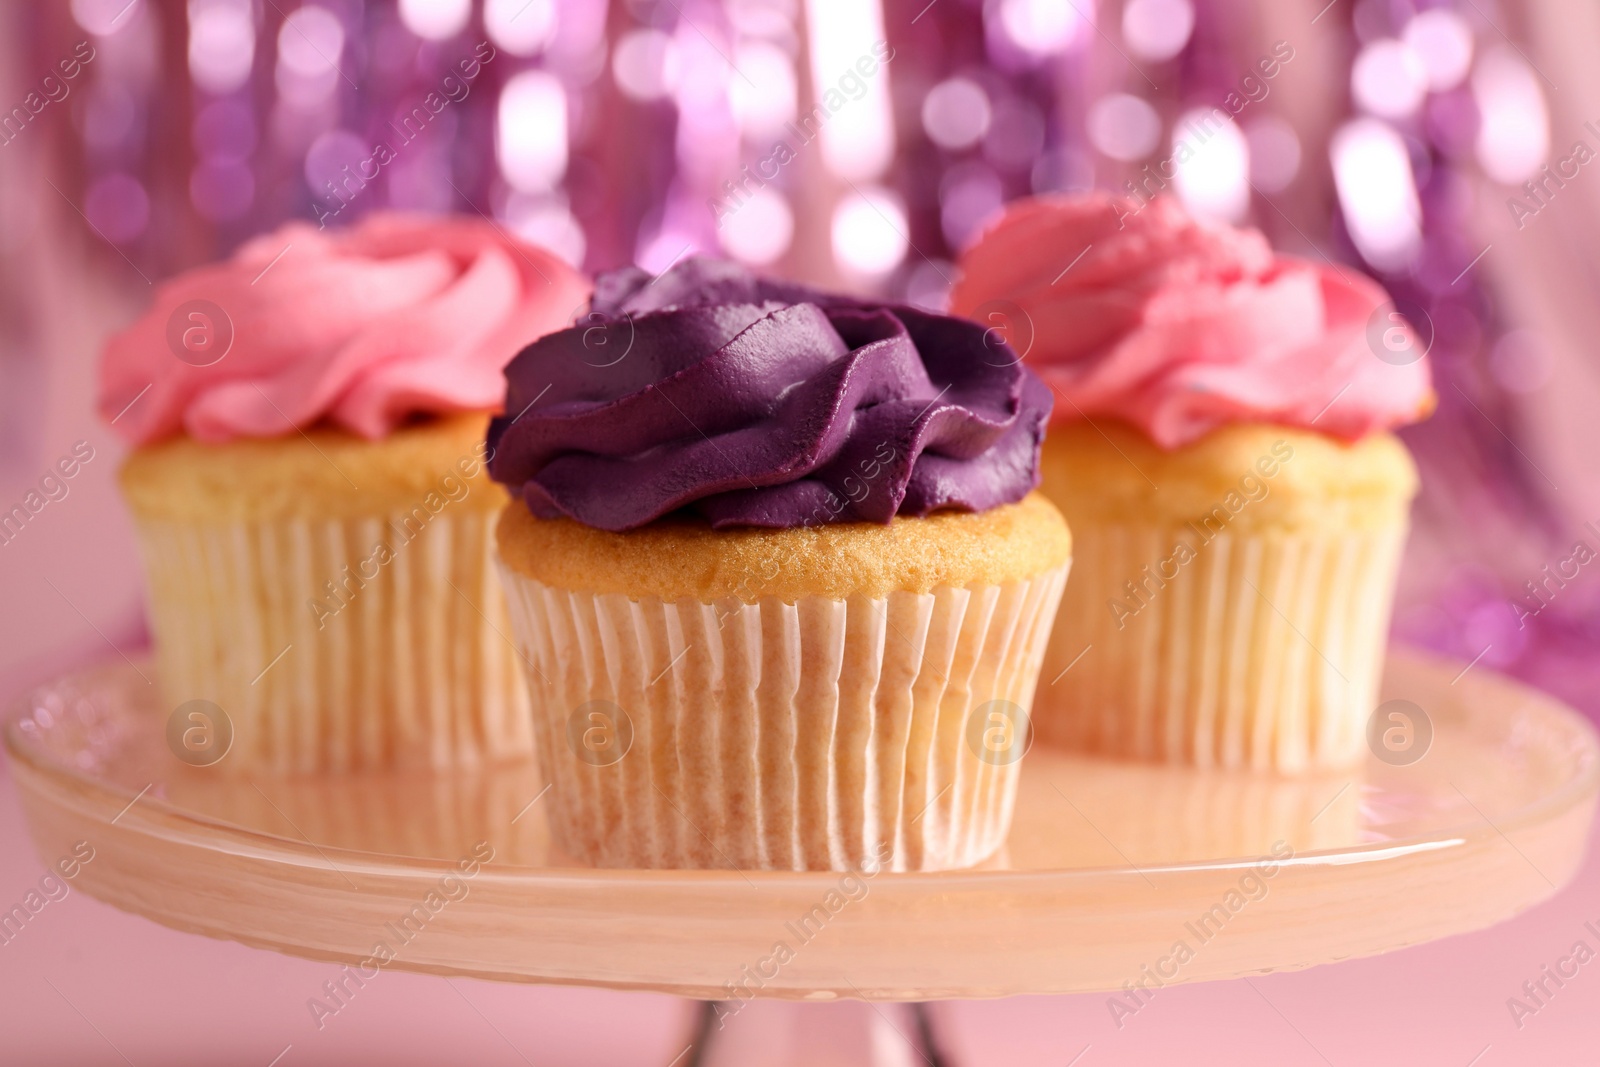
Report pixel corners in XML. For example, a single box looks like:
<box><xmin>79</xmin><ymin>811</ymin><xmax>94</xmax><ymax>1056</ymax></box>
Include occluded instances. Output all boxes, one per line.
<box><xmin>951</xmin><ymin>195</ymin><xmax>1434</xmax><ymax>448</ymax></box>
<box><xmin>99</xmin><ymin>213</ymin><xmax>588</xmax><ymax>445</ymax></box>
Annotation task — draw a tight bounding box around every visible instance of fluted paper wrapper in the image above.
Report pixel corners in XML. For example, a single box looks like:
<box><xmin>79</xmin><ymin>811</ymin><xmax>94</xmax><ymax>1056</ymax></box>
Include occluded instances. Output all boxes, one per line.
<box><xmin>1035</xmin><ymin>521</ymin><xmax>1406</xmax><ymax>772</ymax></box>
<box><xmin>133</xmin><ymin>510</ymin><xmax>532</xmax><ymax>773</ymax></box>
<box><xmin>500</xmin><ymin>566</ymin><xmax>1069</xmax><ymax>872</ymax></box>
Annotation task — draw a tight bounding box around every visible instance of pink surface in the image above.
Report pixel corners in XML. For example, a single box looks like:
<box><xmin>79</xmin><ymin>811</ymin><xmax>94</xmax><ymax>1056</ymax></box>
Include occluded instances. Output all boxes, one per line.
<box><xmin>97</xmin><ymin>213</ymin><xmax>588</xmax><ymax>446</ymax></box>
<box><xmin>950</xmin><ymin>195</ymin><xmax>1435</xmax><ymax>448</ymax></box>
<box><xmin>1</xmin><ymin>678</ymin><xmax>1598</xmax><ymax>1066</ymax></box>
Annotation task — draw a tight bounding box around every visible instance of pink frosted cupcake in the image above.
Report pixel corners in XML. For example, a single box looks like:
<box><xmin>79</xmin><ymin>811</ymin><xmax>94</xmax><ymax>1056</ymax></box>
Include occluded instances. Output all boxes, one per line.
<box><xmin>100</xmin><ymin>214</ymin><xmax>587</xmax><ymax>772</ymax></box>
<box><xmin>953</xmin><ymin>195</ymin><xmax>1433</xmax><ymax>772</ymax></box>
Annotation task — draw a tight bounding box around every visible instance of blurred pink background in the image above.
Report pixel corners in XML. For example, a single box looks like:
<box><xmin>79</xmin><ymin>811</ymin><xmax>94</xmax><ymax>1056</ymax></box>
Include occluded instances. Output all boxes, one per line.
<box><xmin>4</xmin><ymin>0</ymin><xmax>1600</xmax><ymax>1061</ymax></box>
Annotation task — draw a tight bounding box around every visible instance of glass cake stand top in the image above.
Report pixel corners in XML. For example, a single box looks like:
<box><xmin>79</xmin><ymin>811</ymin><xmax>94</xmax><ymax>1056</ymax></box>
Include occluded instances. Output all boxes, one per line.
<box><xmin>6</xmin><ymin>650</ymin><xmax>1596</xmax><ymax>1016</ymax></box>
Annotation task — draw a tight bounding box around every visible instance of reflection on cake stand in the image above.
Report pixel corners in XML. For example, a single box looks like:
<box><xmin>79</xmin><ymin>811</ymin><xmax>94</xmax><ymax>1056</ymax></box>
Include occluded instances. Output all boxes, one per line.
<box><xmin>6</xmin><ymin>651</ymin><xmax>1596</xmax><ymax>1066</ymax></box>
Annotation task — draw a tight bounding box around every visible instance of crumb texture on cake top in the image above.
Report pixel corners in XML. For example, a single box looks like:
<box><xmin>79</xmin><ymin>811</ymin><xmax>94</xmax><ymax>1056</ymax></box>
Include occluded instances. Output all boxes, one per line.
<box><xmin>1039</xmin><ymin>421</ymin><xmax>1417</xmax><ymax>533</ymax></box>
<box><xmin>120</xmin><ymin>413</ymin><xmax>505</xmax><ymax>521</ymax></box>
<box><xmin>497</xmin><ymin>491</ymin><xmax>1071</xmax><ymax>602</ymax></box>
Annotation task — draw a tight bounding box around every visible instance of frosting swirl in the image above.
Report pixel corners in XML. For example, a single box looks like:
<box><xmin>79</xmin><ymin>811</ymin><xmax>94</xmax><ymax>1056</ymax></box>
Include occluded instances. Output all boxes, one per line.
<box><xmin>487</xmin><ymin>258</ymin><xmax>1051</xmax><ymax>531</ymax></box>
<box><xmin>951</xmin><ymin>194</ymin><xmax>1434</xmax><ymax>449</ymax></box>
<box><xmin>99</xmin><ymin>213</ymin><xmax>588</xmax><ymax>445</ymax></box>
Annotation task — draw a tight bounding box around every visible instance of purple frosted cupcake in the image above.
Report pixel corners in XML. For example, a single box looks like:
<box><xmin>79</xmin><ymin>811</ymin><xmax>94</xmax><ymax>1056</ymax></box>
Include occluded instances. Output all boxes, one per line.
<box><xmin>488</xmin><ymin>259</ymin><xmax>1072</xmax><ymax>872</ymax></box>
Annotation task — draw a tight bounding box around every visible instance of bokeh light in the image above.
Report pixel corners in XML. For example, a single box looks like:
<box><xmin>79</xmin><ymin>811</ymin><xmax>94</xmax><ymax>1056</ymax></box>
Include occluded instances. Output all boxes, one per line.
<box><xmin>636</xmin><ymin>230</ymin><xmax>699</xmax><ymax>275</ymax></box>
<box><xmin>804</xmin><ymin>0</ymin><xmax>895</xmax><ymax>181</ymax></box>
<box><xmin>940</xmin><ymin>163</ymin><xmax>1004</xmax><ymax>249</ymax></box>
<box><xmin>612</xmin><ymin>29</ymin><xmax>679</xmax><ymax>102</ymax></box>
<box><xmin>275</xmin><ymin>5</ymin><xmax>343</xmax><ymax>106</ymax></box>
<box><xmin>187</xmin><ymin>1</ymin><xmax>255</xmax><ymax>96</ymax></box>
<box><xmin>485</xmin><ymin>0</ymin><xmax>559</xmax><ymax>57</ymax></box>
<box><xmin>729</xmin><ymin>43</ymin><xmax>797</xmax><ymax>140</ymax></box>
<box><xmin>498</xmin><ymin>71</ymin><xmax>569</xmax><ymax>192</ymax></box>
<box><xmin>719</xmin><ymin>188</ymin><xmax>794</xmax><ymax>265</ymax></box>
<box><xmin>923</xmin><ymin>78</ymin><xmax>992</xmax><ymax>152</ymax></box>
<box><xmin>1402</xmin><ymin>9</ymin><xmax>1474</xmax><ymax>92</ymax></box>
<box><xmin>832</xmin><ymin>187</ymin><xmax>908</xmax><ymax>276</ymax></box>
<box><xmin>505</xmin><ymin>194</ymin><xmax>587</xmax><ymax>268</ymax></box>
<box><xmin>398</xmin><ymin>0</ymin><xmax>471</xmax><ymax>42</ymax></box>
<box><xmin>904</xmin><ymin>258</ymin><xmax>955</xmax><ymax>312</ymax></box>
<box><xmin>71</xmin><ymin>0</ymin><xmax>143</xmax><ymax>36</ymax></box>
<box><xmin>304</xmin><ymin>129</ymin><xmax>368</xmax><ymax>196</ymax></box>
<box><xmin>1352</xmin><ymin>39</ymin><xmax>1428</xmax><ymax>119</ymax></box>
<box><xmin>276</xmin><ymin>6</ymin><xmax>344</xmax><ymax>80</ymax></box>
<box><xmin>1473</xmin><ymin>48</ymin><xmax>1550</xmax><ymax>185</ymax></box>
<box><xmin>1172</xmin><ymin>109</ymin><xmax>1249</xmax><ymax>222</ymax></box>
<box><xmin>1087</xmin><ymin>93</ymin><xmax>1161</xmax><ymax>161</ymax></box>
<box><xmin>1332</xmin><ymin>117</ymin><xmax>1422</xmax><ymax>270</ymax></box>
<box><xmin>997</xmin><ymin>0</ymin><xmax>1085</xmax><ymax>58</ymax></box>
<box><xmin>1122</xmin><ymin>0</ymin><xmax>1194</xmax><ymax>63</ymax></box>
<box><xmin>672</xmin><ymin>31</ymin><xmax>734</xmax><ymax>130</ymax></box>
<box><xmin>1244</xmin><ymin>115</ymin><xmax>1301</xmax><ymax>193</ymax></box>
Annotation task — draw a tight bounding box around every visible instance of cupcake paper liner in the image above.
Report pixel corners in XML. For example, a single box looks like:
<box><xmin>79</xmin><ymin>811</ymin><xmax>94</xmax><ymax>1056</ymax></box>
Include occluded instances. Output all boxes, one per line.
<box><xmin>499</xmin><ymin>565</ymin><xmax>1070</xmax><ymax>872</ymax></box>
<box><xmin>134</xmin><ymin>509</ymin><xmax>532</xmax><ymax>773</ymax></box>
<box><xmin>1035</xmin><ymin>521</ymin><xmax>1406</xmax><ymax>772</ymax></box>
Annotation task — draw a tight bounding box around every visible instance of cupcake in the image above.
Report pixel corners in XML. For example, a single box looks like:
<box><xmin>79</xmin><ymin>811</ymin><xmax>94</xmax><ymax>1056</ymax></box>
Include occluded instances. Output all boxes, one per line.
<box><xmin>100</xmin><ymin>214</ymin><xmax>587</xmax><ymax>773</ymax></box>
<box><xmin>489</xmin><ymin>258</ymin><xmax>1071</xmax><ymax>872</ymax></box>
<box><xmin>952</xmin><ymin>195</ymin><xmax>1432</xmax><ymax>772</ymax></box>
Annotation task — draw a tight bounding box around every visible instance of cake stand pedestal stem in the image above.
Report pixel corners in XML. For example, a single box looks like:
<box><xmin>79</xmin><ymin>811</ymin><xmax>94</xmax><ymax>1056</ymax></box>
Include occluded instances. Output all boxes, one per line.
<box><xmin>685</xmin><ymin>999</ymin><xmax>955</xmax><ymax>1067</ymax></box>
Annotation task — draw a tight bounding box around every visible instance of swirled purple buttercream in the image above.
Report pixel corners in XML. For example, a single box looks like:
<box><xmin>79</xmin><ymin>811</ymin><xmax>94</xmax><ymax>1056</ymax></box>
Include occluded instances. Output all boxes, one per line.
<box><xmin>487</xmin><ymin>258</ymin><xmax>1051</xmax><ymax>531</ymax></box>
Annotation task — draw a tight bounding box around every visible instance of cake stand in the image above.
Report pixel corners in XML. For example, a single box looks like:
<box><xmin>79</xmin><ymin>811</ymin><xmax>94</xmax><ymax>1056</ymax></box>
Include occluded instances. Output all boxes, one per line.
<box><xmin>6</xmin><ymin>650</ymin><xmax>1596</xmax><ymax>1066</ymax></box>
